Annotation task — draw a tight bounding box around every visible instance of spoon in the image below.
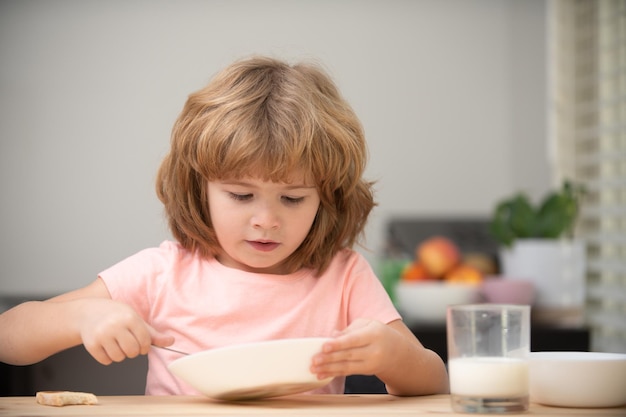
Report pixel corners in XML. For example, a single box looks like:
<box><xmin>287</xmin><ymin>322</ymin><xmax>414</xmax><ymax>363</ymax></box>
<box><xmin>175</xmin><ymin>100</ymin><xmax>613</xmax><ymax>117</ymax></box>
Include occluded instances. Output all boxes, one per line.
<box><xmin>152</xmin><ymin>345</ymin><xmax>190</xmax><ymax>356</ymax></box>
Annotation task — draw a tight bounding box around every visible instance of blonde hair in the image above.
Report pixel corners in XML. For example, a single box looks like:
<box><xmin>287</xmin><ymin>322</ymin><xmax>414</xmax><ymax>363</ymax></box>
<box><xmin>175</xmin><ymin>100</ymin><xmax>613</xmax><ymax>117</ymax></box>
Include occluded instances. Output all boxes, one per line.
<box><xmin>156</xmin><ymin>56</ymin><xmax>375</xmax><ymax>274</ymax></box>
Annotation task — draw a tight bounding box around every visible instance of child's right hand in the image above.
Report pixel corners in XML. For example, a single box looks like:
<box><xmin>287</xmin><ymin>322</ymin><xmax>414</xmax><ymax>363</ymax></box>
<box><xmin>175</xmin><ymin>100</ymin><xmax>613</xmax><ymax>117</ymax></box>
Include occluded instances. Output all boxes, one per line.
<box><xmin>76</xmin><ymin>298</ymin><xmax>175</xmax><ymax>365</ymax></box>
<box><xmin>0</xmin><ymin>278</ymin><xmax>173</xmax><ymax>366</ymax></box>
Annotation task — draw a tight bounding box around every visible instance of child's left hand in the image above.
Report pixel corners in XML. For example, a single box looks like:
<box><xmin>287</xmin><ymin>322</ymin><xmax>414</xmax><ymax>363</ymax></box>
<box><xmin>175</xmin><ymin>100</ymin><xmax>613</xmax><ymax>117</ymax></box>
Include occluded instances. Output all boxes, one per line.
<box><xmin>310</xmin><ymin>318</ymin><xmax>404</xmax><ymax>380</ymax></box>
<box><xmin>310</xmin><ymin>318</ymin><xmax>449</xmax><ymax>396</ymax></box>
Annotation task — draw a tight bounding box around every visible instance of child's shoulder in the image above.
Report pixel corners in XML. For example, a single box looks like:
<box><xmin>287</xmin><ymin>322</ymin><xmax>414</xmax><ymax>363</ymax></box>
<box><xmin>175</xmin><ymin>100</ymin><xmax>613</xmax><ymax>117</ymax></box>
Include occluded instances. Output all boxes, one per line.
<box><xmin>152</xmin><ymin>240</ymin><xmax>203</xmax><ymax>256</ymax></box>
<box><xmin>155</xmin><ymin>240</ymin><xmax>187</xmax><ymax>254</ymax></box>
<box><xmin>133</xmin><ymin>240</ymin><xmax>209</xmax><ymax>267</ymax></box>
<box><xmin>326</xmin><ymin>248</ymin><xmax>373</xmax><ymax>274</ymax></box>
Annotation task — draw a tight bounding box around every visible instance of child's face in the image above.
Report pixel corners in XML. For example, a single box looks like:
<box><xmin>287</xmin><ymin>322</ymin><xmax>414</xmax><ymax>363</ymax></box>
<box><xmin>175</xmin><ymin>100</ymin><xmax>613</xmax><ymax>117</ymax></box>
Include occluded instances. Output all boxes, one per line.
<box><xmin>207</xmin><ymin>173</ymin><xmax>320</xmax><ymax>274</ymax></box>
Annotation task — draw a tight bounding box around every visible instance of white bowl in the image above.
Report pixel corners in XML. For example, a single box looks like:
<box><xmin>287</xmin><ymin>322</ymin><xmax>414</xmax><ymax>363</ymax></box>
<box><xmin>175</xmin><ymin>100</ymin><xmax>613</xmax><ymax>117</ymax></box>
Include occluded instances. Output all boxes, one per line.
<box><xmin>395</xmin><ymin>281</ymin><xmax>480</xmax><ymax>325</ymax></box>
<box><xmin>529</xmin><ymin>351</ymin><xmax>626</xmax><ymax>408</ymax></box>
<box><xmin>169</xmin><ymin>338</ymin><xmax>333</xmax><ymax>401</ymax></box>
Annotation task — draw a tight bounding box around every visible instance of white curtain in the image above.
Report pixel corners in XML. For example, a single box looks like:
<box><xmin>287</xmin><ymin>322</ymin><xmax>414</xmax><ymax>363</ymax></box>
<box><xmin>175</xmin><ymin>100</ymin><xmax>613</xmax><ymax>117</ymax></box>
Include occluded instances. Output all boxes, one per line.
<box><xmin>550</xmin><ymin>0</ymin><xmax>626</xmax><ymax>352</ymax></box>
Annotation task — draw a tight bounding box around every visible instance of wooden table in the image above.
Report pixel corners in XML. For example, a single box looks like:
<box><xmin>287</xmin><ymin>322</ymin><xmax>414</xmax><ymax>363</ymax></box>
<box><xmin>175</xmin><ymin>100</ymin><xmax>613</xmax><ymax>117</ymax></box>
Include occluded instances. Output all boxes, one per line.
<box><xmin>1</xmin><ymin>394</ymin><xmax>625</xmax><ymax>416</ymax></box>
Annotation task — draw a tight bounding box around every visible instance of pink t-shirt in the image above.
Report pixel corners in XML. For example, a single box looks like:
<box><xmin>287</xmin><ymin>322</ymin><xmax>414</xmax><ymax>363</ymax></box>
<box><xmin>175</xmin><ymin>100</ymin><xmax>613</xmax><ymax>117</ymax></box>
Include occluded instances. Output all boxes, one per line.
<box><xmin>99</xmin><ymin>240</ymin><xmax>401</xmax><ymax>395</ymax></box>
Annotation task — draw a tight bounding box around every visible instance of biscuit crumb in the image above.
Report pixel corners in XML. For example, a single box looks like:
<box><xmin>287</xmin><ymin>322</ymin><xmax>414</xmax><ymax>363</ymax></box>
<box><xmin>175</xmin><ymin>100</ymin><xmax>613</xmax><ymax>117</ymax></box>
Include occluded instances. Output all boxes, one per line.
<box><xmin>36</xmin><ymin>391</ymin><xmax>98</xmax><ymax>407</ymax></box>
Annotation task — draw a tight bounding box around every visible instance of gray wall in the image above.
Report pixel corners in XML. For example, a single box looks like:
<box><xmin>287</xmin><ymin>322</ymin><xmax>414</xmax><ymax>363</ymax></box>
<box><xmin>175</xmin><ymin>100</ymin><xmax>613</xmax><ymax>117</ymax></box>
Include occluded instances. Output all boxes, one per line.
<box><xmin>0</xmin><ymin>0</ymin><xmax>550</xmax><ymax>298</ymax></box>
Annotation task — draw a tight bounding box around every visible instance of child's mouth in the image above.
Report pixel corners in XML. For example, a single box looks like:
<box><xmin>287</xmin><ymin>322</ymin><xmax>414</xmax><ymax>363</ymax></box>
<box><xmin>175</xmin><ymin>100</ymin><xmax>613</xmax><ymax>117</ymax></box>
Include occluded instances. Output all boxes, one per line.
<box><xmin>247</xmin><ymin>240</ymin><xmax>280</xmax><ymax>252</ymax></box>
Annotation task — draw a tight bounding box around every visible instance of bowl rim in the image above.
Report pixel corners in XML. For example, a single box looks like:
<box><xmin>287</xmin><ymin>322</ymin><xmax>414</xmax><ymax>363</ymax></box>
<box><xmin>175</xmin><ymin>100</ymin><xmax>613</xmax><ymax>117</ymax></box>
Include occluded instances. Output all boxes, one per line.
<box><xmin>170</xmin><ymin>337</ymin><xmax>331</xmax><ymax>365</ymax></box>
<box><xmin>396</xmin><ymin>281</ymin><xmax>479</xmax><ymax>287</ymax></box>
<box><xmin>530</xmin><ymin>351</ymin><xmax>626</xmax><ymax>361</ymax></box>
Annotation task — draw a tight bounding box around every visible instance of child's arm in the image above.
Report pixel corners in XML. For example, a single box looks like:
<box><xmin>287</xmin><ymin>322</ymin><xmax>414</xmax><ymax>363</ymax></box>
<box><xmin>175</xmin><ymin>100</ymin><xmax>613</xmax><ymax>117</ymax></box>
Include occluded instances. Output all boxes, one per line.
<box><xmin>311</xmin><ymin>318</ymin><xmax>449</xmax><ymax>396</ymax></box>
<box><xmin>0</xmin><ymin>278</ymin><xmax>173</xmax><ymax>366</ymax></box>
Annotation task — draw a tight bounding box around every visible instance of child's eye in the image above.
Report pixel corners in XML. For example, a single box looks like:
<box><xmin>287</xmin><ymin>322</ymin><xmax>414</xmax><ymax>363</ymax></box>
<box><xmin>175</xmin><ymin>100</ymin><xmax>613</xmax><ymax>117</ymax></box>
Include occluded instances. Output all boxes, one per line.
<box><xmin>282</xmin><ymin>196</ymin><xmax>304</xmax><ymax>205</ymax></box>
<box><xmin>229</xmin><ymin>193</ymin><xmax>252</xmax><ymax>201</ymax></box>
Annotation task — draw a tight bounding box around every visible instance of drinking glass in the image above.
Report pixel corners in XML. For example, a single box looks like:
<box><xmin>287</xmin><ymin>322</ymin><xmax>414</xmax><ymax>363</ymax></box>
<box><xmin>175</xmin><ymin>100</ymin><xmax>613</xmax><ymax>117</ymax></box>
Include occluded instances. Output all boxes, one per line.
<box><xmin>447</xmin><ymin>304</ymin><xmax>530</xmax><ymax>414</ymax></box>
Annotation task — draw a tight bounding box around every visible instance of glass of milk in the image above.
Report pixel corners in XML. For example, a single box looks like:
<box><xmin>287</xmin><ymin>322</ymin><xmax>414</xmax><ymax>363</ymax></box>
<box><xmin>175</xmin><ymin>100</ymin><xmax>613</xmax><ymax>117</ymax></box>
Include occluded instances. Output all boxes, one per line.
<box><xmin>447</xmin><ymin>304</ymin><xmax>530</xmax><ymax>413</ymax></box>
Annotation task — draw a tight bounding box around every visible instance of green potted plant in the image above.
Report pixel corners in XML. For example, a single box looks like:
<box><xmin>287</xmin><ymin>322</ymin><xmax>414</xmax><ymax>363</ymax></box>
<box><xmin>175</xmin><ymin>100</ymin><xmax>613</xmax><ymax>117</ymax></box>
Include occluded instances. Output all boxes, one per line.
<box><xmin>490</xmin><ymin>181</ymin><xmax>585</xmax><ymax>247</ymax></box>
<box><xmin>489</xmin><ymin>181</ymin><xmax>587</xmax><ymax>324</ymax></box>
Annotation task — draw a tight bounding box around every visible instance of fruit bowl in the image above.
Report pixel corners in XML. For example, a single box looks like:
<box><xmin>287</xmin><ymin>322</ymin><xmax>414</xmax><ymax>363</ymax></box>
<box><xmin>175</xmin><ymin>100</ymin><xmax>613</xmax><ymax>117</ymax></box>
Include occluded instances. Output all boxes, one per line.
<box><xmin>394</xmin><ymin>281</ymin><xmax>480</xmax><ymax>325</ymax></box>
<box><xmin>529</xmin><ymin>351</ymin><xmax>626</xmax><ymax>407</ymax></box>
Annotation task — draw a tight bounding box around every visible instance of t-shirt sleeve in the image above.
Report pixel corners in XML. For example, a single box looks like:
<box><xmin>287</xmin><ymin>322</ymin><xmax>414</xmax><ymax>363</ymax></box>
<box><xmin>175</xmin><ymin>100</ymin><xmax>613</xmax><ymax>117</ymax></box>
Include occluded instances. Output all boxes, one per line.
<box><xmin>98</xmin><ymin>241</ymin><xmax>174</xmax><ymax>321</ymax></box>
<box><xmin>342</xmin><ymin>251</ymin><xmax>402</xmax><ymax>325</ymax></box>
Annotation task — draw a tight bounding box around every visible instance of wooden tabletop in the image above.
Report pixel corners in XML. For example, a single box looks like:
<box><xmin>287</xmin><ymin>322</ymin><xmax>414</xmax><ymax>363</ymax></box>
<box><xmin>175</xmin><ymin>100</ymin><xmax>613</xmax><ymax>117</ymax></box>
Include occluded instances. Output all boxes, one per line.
<box><xmin>1</xmin><ymin>394</ymin><xmax>625</xmax><ymax>416</ymax></box>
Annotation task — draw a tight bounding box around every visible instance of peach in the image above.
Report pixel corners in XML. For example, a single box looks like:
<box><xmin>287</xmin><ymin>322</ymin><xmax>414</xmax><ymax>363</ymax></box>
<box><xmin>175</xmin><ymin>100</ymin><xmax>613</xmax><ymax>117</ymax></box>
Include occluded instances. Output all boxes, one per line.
<box><xmin>444</xmin><ymin>263</ymin><xmax>484</xmax><ymax>285</ymax></box>
<box><xmin>417</xmin><ymin>236</ymin><xmax>460</xmax><ymax>278</ymax></box>
<box><xmin>401</xmin><ymin>262</ymin><xmax>433</xmax><ymax>281</ymax></box>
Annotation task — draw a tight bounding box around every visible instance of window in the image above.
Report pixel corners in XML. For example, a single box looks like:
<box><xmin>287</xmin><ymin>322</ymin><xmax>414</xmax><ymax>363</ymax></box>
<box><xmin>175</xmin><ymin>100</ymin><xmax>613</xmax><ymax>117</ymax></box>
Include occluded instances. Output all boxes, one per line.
<box><xmin>550</xmin><ymin>0</ymin><xmax>626</xmax><ymax>352</ymax></box>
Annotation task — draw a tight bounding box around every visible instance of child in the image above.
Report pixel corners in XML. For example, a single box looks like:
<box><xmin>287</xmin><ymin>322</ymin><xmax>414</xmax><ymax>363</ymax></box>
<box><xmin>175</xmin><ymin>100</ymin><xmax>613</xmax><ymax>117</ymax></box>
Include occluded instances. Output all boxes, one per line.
<box><xmin>0</xmin><ymin>56</ymin><xmax>448</xmax><ymax>396</ymax></box>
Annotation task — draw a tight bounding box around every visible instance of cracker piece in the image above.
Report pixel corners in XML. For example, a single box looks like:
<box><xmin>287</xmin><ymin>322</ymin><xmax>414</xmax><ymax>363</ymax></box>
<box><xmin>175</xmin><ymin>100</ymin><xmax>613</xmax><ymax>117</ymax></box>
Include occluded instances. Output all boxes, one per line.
<box><xmin>36</xmin><ymin>391</ymin><xmax>98</xmax><ymax>407</ymax></box>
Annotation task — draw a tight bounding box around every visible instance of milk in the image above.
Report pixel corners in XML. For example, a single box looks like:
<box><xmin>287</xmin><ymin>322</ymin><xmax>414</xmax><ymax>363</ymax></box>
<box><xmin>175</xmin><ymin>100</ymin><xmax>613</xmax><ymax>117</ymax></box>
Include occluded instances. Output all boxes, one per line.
<box><xmin>449</xmin><ymin>357</ymin><xmax>529</xmax><ymax>397</ymax></box>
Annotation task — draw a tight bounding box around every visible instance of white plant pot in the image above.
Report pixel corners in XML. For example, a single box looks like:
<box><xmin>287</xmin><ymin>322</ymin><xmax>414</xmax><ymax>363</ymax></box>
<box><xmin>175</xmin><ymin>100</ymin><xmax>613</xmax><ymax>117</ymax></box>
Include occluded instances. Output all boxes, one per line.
<box><xmin>499</xmin><ymin>239</ymin><xmax>586</xmax><ymax>311</ymax></box>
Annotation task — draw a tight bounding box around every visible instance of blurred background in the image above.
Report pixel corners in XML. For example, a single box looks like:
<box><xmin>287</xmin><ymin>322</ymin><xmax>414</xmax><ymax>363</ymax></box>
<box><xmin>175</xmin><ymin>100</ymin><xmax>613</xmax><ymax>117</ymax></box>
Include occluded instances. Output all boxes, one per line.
<box><xmin>0</xmin><ymin>0</ymin><xmax>549</xmax><ymax>297</ymax></box>
<box><xmin>1</xmin><ymin>0</ymin><xmax>623</xmax><ymax>396</ymax></box>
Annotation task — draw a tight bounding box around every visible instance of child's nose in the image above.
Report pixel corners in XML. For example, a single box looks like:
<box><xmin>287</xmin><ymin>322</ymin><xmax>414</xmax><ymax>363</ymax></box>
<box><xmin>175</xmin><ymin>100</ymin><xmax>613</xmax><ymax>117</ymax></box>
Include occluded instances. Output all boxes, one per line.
<box><xmin>251</xmin><ymin>204</ymin><xmax>280</xmax><ymax>230</ymax></box>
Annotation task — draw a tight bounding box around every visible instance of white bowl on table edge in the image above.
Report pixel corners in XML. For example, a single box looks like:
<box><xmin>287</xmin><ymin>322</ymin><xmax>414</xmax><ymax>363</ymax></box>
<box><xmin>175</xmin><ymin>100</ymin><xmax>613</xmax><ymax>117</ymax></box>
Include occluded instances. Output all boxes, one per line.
<box><xmin>168</xmin><ymin>337</ymin><xmax>333</xmax><ymax>401</ymax></box>
<box><xmin>529</xmin><ymin>351</ymin><xmax>626</xmax><ymax>408</ymax></box>
<box><xmin>394</xmin><ymin>281</ymin><xmax>480</xmax><ymax>325</ymax></box>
